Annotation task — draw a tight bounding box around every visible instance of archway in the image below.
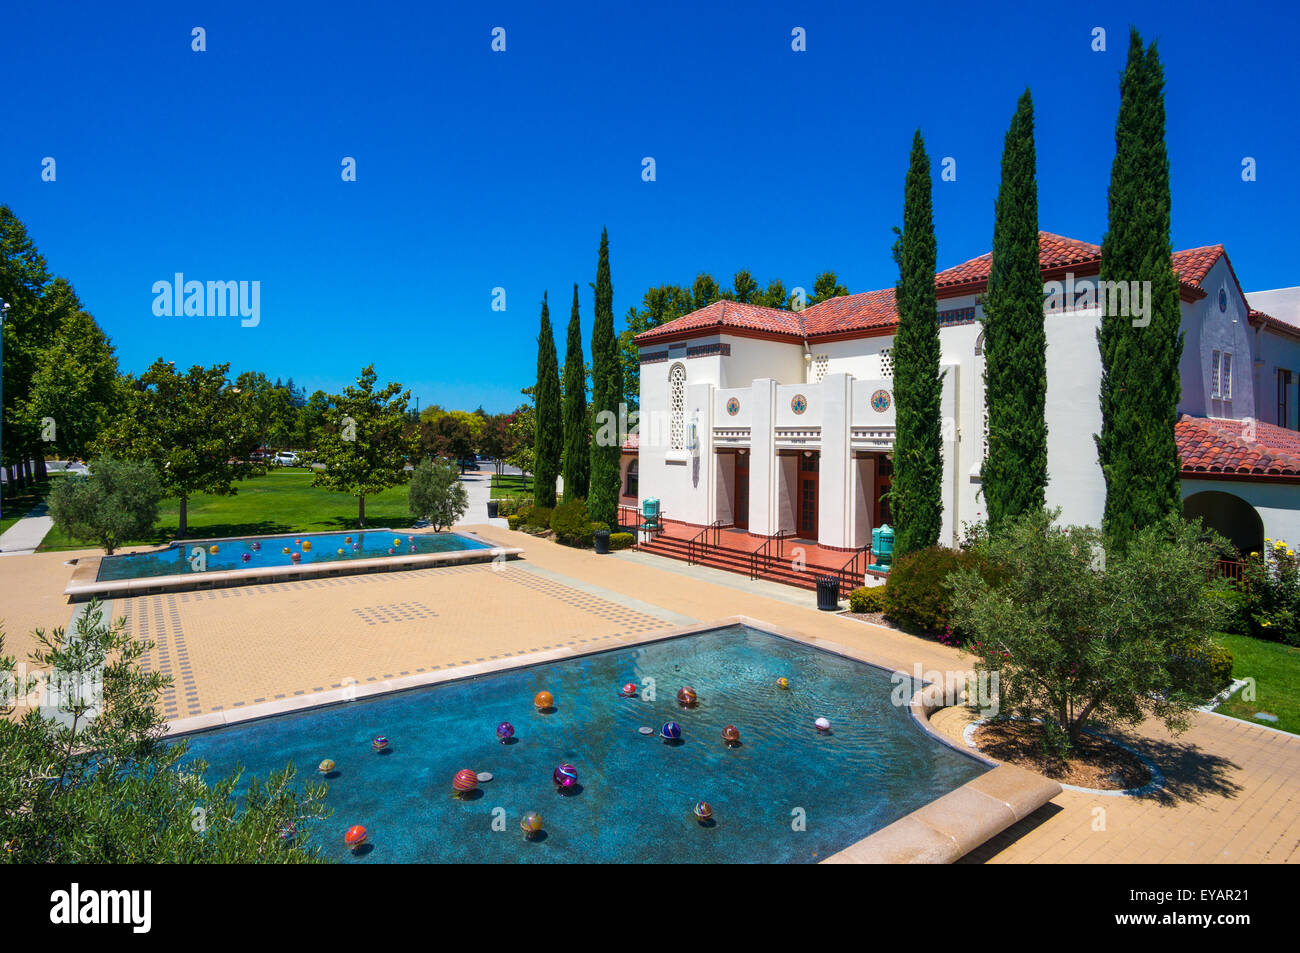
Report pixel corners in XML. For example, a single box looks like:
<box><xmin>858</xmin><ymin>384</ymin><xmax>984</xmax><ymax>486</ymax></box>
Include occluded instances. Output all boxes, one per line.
<box><xmin>1182</xmin><ymin>490</ymin><xmax>1264</xmax><ymax>555</ymax></box>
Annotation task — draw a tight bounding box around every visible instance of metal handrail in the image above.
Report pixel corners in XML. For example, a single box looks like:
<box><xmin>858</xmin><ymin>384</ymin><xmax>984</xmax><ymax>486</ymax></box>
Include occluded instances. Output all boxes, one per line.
<box><xmin>837</xmin><ymin>544</ymin><xmax>870</xmax><ymax>598</ymax></box>
<box><xmin>749</xmin><ymin>529</ymin><xmax>793</xmax><ymax>579</ymax></box>
<box><xmin>687</xmin><ymin>520</ymin><xmax>724</xmax><ymax>565</ymax></box>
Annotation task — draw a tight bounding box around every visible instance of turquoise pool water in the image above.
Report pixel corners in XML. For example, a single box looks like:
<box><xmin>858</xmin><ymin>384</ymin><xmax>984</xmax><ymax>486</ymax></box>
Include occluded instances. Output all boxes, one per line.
<box><xmin>180</xmin><ymin>624</ymin><xmax>988</xmax><ymax>863</ymax></box>
<box><xmin>96</xmin><ymin>529</ymin><xmax>490</xmax><ymax>581</ymax></box>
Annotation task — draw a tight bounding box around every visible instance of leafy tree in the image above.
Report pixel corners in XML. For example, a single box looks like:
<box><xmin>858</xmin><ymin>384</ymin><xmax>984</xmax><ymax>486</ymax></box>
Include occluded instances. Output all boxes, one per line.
<box><xmin>310</xmin><ymin>364</ymin><xmax>417</xmax><ymax>527</ymax></box>
<box><xmin>294</xmin><ymin>389</ymin><xmax>332</xmax><ymax>449</ymax></box>
<box><xmin>758</xmin><ymin>278</ymin><xmax>789</xmax><ymax>310</ymax></box>
<box><xmin>890</xmin><ymin>131</ymin><xmax>945</xmax><ymax>557</ymax></box>
<box><xmin>48</xmin><ymin>456</ymin><xmax>163</xmax><ymax>554</ymax></box>
<box><xmin>477</xmin><ymin>413</ymin><xmax>511</xmax><ymax>476</ymax></box>
<box><xmin>618</xmin><ymin>284</ymin><xmax>694</xmax><ymax>410</ymax></box>
<box><xmin>20</xmin><ymin>294</ymin><xmax>122</xmax><ymax>461</ymax></box>
<box><xmin>690</xmin><ymin>273</ymin><xmax>721</xmax><ymax>311</ymax></box>
<box><xmin>1096</xmin><ymin>29</ymin><xmax>1184</xmax><ymax>552</ymax></box>
<box><xmin>505</xmin><ymin>398</ymin><xmax>536</xmax><ymax>477</ymax></box>
<box><xmin>588</xmin><ymin>228</ymin><xmax>620</xmax><ymax>525</ymax></box>
<box><xmin>0</xmin><ymin>206</ymin><xmax>54</xmax><ymax>487</ymax></box>
<box><xmin>0</xmin><ymin>601</ymin><xmax>329</xmax><ymax>862</ymax></box>
<box><xmin>731</xmin><ymin>269</ymin><xmax>759</xmax><ymax>304</ymax></box>
<box><xmin>94</xmin><ymin>360</ymin><xmax>260</xmax><ymax>538</ymax></box>
<box><xmin>408</xmin><ymin>457</ymin><xmax>469</xmax><ymax>530</ymax></box>
<box><xmin>562</xmin><ymin>283</ymin><xmax>590</xmax><ymax>501</ymax></box>
<box><xmin>533</xmin><ymin>294</ymin><xmax>562</xmax><ymax>507</ymax></box>
<box><xmin>982</xmin><ymin>89</ymin><xmax>1048</xmax><ymax>529</ymax></box>
<box><xmin>949</xmin><ymin>510</ymin><xmax>1225</xmax><ymax>758</ymax></box>
<box><xmin>808</xmin><ymin>271</ymin><xmax>849</xmax><ymax>306</ymax></box>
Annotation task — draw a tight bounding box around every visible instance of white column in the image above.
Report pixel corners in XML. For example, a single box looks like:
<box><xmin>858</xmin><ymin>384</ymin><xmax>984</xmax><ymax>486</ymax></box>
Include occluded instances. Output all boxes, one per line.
<box><xmin>818</xmin><ymin>373</ymin><xmax>852</xmax><ymax>548</ymax></box>
<box><xmin>749</xmin><ymin>378</ymin><xmax>777</xmax><ymax>535</ymax></box>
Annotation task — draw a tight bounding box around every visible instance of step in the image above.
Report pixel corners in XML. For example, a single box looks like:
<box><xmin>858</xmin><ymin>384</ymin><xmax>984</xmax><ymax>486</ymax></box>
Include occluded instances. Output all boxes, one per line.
<box><xmin>637</xmin><ymin>538</ymin><xmax>861</xmax><ymax>592</ymax></box>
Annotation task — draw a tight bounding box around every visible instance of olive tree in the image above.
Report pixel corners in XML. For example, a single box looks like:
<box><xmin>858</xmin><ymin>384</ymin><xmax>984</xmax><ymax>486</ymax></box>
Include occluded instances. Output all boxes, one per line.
<box><xmin>48</xmin><ymin>455</ymin><xmax>163</xmax><ymax>554</ymax></box>
<box><xmin>949</xmin><ymin>509</ymin><xmax>1226</xmax><ymax>758</ymax></box>
<box><xmin>408</xmin><ymin>457</ymin><xmax>468</xmax><ymax>531</ymax></box>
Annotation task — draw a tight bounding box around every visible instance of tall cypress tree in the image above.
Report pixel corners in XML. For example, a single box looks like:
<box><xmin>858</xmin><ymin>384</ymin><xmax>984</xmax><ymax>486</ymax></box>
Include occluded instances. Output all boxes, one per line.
<box><xmin>533</xmin><ymin>292</ymin><xmax>562</xmax><ymax>508</ymax></box>
<box><xmin>1096</xmin><ymin>29</ymin><xmax>1183</xmax><ymax>552</ymax></box>
<box><xmin>890</xmin><ymin>131</ymin><xmax>944</xmax><ymax>558</ymax></box>
<box><xmin>562</xmin><ymin>283</ymin><xmax>589</xmax><ymax>501</ymax></box>
<box><xmin>588</xmin><ymin>228</ymin><xmax>620</xmax><ymax>525</ymax></box>
<box><xmin>982</xmin><ymin>89</ymin><xmax>1047</xmax><ymax>528</ymax></box>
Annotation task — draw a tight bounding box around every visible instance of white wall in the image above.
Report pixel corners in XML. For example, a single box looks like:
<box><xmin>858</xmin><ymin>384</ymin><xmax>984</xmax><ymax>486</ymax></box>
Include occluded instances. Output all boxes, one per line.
<box><xmin>1181</xmin><ymin>479</ymin><xmax>1300</xmax><ymax>551</ymax></box>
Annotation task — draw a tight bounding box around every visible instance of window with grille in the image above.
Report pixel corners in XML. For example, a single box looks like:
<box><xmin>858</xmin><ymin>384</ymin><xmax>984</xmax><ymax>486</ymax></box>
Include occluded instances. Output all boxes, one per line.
<box><xmin>1211</xmin><ymin>350</ymin><xmax>1221</xmax><ymax>398</ymax></box>
<box><xmin>879</xmin><ymin>348</ymin><xmax>894</xmax><ymax>378</ymax></box>
<box><xmin>812</xmin><ymin>354</ymin><xmax>829</xmax><ymax>383</ymax></box>
<box><xmin>1221</xmin><ymin>352</ymin><xmax>1233</xmax><ymax>399</ymax></box>
<box><xmin>669</xmin><ymin>363</ymin><xmax>686</xmax><ymax>450</ymax></box>
<box><xmin>1279</xmin><ymin>370</ymin><xmax>1292</xmax><ymax>429</ymax></box>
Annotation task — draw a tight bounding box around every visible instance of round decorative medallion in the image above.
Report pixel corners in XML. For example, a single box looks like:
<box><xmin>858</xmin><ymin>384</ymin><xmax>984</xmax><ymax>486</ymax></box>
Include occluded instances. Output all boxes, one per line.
<box><xmin>870</xmin><ymin>389</ymin><xmax>892</xmax><ymax>413</ymax></box>
<box><xmin>726</xmin><ymin>397</ymin><xmax>740</xmax><ymax>416</ymax></box>
<box><xmin>1218</xmin><ymin>288</ymin><xmax>1228</xmax><ymax>313</ymax></box>
<box><xmin>791</xmin><ymin>394</ymin><xmax>808</xmax><ymax>415</ymax></box>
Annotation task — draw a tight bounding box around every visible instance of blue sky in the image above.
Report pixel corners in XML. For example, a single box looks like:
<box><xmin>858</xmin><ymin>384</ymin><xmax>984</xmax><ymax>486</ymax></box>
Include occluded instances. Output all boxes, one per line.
<box><xmin>3</xmin><ymin>0</ymin><xmax>1297</xmax><ymax>412</ymax></box>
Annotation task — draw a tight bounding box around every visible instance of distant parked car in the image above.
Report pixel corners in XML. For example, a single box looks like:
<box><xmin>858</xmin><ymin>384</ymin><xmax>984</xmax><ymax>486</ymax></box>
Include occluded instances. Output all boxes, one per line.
<box><xmin>275</xmin><ymin>451</ymin><xmax>300</xmax><ymax>467</ymax></box>
<box><xmin>457</xmin><ymin>456</ymin><xmax>480</xmax><ymax>471</ymax></box>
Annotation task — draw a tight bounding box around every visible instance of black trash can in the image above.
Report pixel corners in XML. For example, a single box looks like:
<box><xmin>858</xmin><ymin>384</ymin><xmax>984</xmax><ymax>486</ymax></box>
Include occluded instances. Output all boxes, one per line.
<box><xmin>593</xmin><ymin>529</ymin><xmax>611</xmax><ymax>555</ymax></box>
<box><xmin>815</xmin><ymin>576</ymin><xmax>840</xmax><ymax>611</ymax></box>
<box><xmin>486</xmin><ymin>500</ymin><xmax>499</xmax><ymax>519</ymax></box>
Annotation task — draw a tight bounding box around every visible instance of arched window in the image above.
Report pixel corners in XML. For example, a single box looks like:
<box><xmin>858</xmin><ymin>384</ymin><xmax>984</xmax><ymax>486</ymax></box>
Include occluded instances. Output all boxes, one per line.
<box><xmin>669</xmin><ymin>363</ymin><xmax>686</xmax><ymax>451</ymax></box>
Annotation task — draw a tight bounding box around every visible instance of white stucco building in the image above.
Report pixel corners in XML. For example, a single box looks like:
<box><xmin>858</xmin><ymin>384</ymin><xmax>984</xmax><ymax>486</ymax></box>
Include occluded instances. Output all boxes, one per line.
<box><xmin>624</xmin><ymin>233</ymin><xmax>1300</xmax><ymax>580</ymax></box>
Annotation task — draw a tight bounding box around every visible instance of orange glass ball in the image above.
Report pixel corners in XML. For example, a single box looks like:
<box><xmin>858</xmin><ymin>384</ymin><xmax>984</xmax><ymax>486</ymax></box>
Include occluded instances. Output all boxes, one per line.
<box><xmin>534</xmin><ymin>691</ymin><xmax>554</xmax><ymax>711</ymax></box>
<box><xmin>677</xmin><ymin>686</ymin><xmax>698</xmax><ymax>707</ymax></box>
<box><xmin>344</xmin><ymin>825</ymin><xmax>367</xmax><ymax>848</ymax></box>
<box><xmin>452</xmin><ymin>768</ymin><xmax>479</xmax><ymax>794</ymax></box>
<box><xmin>722</xmin><ymin>725</ymin><xmax>740</xmax><ymax>745</ymax></box>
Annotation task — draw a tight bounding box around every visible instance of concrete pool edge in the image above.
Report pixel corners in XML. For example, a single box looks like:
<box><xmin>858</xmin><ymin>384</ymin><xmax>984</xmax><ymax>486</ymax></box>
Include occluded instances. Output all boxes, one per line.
<box><xmin>64</xmin><ymin>529</ymin><xmax>521</xmax><ymax>601</ymax></box>
<box><xmin>162</xmin><ymin>613</ymin><xmax>1061</xmax><ymax>864</ymax></box>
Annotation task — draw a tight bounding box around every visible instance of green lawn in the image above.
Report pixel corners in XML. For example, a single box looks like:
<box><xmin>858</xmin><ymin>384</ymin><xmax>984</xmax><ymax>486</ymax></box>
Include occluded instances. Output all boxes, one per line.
<box><xmin>490</xmin><ymin>473</ymin><xmax>533</xmax><ymax>501</ymax></box>
<box><xmin>1214</xmin><ymin>632</ymin><xmax>1300</xmax><ymax>735</ymax></box>
<box><xmin>0</xmin><ymin>478</ymin><xmax>54</xmax><ymax>536</ymax></box>
<box><xmin>37</xmin><ymin>470</ymin><xmax>420</xmax><ymax>551</ymax></box>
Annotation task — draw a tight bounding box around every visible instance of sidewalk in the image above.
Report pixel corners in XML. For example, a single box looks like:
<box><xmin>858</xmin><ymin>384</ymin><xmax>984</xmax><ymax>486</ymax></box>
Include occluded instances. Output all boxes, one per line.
<box><xmin>0</xmin><ymin>503</ymin><xmax>53</xmax><ymax>554</ymax></box>
<box><xmin>459</xmin><ymin>469</ymin><xmax>508</xmax><ymax>529</ymax></box>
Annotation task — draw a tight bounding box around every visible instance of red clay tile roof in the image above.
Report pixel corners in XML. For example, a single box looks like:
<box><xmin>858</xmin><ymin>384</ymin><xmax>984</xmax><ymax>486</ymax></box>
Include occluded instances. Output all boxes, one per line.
<box><xmin>1249</xmin><ymin>308</ymin><xmax>1300</xmax><ymax>338</ymax></box>
<box><xmin>634</xmin><ymin>232</ymin><xmax>1232</xmax><ymax>345</ymax></box>
<box><xmin>1177</xmin><ymin>415</ymin><xmax>1300</xmax><ymax>476</ymax></box>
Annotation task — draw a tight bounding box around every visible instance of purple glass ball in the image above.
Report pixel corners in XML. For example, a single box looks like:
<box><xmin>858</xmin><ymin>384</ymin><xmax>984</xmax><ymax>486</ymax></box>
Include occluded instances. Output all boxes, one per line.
<box><xmin>496</xmin><ymin>722</ymin><xmax>515</xmax><ymax>742</ymax></box>
<box><xmin>553</xmin><ymin>763</ymin><xmax>578</xmax><ymax>788</ymax></box>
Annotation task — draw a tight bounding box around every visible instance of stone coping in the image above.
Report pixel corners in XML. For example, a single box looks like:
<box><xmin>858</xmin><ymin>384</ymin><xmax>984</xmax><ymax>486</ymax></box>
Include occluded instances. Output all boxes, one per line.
<box><xmin>64</xmin><ymin>528</ymin><xmax>520</xmax><ymax>601</ymax></box>
<box><xmin>164</xmin><ymin>614</ymin><xmax>1059</xmax><ymax>865</ymax></box>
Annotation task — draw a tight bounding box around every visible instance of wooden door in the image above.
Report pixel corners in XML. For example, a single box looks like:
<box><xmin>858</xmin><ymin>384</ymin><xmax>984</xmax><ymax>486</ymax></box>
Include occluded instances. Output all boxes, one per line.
<box><xmin>798</xmin><ymin>454</ymin><xmax>818</xmax><ymax>538</ymax></box>
<box><xmin>734</xmin><ymin>453</ymin><xmax>750</xmax><ymax>530</ymax></box>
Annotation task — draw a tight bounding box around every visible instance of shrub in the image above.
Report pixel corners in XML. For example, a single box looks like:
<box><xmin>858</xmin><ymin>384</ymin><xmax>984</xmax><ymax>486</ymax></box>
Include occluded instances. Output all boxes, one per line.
<box><xmin>1240</xmin><ymin>546</ymin><xmax>1300</xmax><ymax>646</ymax></box>
<box><xmin>408</xmin><ymin>457</ymin><xmax>468</xmax><ymax>531</ymax></box>
<box><xmin>1204</xmin><ymin>586</ymin><xmax>1249</xmax><ymax>637</ymax></box>
<box><xmin>884</xmin><ymin>546</ymin><xmax>998</xmax><ymax>635</ymax></box>
<box><xmin>48</xmin><ymin>456</ymin><xmax>163</xmax><ymax>554</ymax></box>
<box><xmin>507</xmin><ymin>513</ymin><xmax>526</xmax><ymax>530</ymax></box>
<box><xmin>849</xmin><ymin>586</ymin><xmax>887</xmax><ymax>614</ymax></box>
<box><xmin>609</xmin><ymin>532</ymin><xmax>634</xmax><ymax>551</ymax></box>
<box><xmin>523</xmin><ymin>506</ymin><xmax>553</xmax><ymax>533</ymax></box>
<box><xmin>1168</xmin><ymin>637</ymin><xmax>1235</xmax><ymax>696</ymax></box>
<box><xmin>550</xmin><ymin>499</ymin><xmax>594</xmax><ymax>546</ymax></box>
<box><xmin>949</xmin><ymin>509</ymin><xmax>1225</xmax><ymax>759</ymax></box>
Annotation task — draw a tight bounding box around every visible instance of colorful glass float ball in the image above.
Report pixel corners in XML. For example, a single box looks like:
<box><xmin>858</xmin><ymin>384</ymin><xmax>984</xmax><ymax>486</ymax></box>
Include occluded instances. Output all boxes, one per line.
<box><xmin>344</xmin><ymin>825</ymin><xmax>367</xmax><ymax>849</ymax></box>
<box><xmin>553</xmin><ymin>763</ymin><xmax>579</xmax><ymax>789</ymax></box>
<box><xmin>344</xmin><ymin>536</ymin><xmax>352</xmax><ymax>545</ymax></box>
<box><xmin>407</xmin><ymin>535</ymin><xmax>414</xmax><ymax>542</ymax></box>
<box><xmin>520</xmin><ymin>812</ymin><xmax>543</xmax><ymax>838</ymax></box>
<box><xmin>352</xmin><ymin>544</ymin><xmax>360</xmax><ymax>551</ymax></box>
<box><xmin>209</xmin><ymin>545</ymin><xmax>219</xmax><ymax>555</ymax></box>
<box><xmin>386</xmin><ymin>548</ymin><xmax>394</xmax><ymax>555</ymax></box>
<box><xmin>661</xmin><ymin>722</ymin><xmax>682</xmax><ymax>741</ymax></box>
<box><xmin>534</xmin><ymin>691</ymin><xmax>554</xmax><ymax>711</ymax></box>
<box><xmin>372</xmin><ymin>736</ymin><xmax>389</xmax><ymax>752</ymax></box>
<box><xmin>337</xmin><ymin>548</ymin><xmax>345</xmax><ymax>556</ymax></box>
<box><xmin>694</xmin><ymin>801</ymin><xmax>714</xmax><ymax>822</ymax></box>
<box><xmin>677</xmin><ymin>686</ymin><xmax>698</xmax><ymax>708</ymax></box>
<box><xmin>452</xmin><ymin>768</ymin><xmax>479</xmax><ymax>795</ymax></box>
<box><xmin>393</xmin><ymin>538</ymin><xmax>402</xmax><ymax>547</ymax></box>
<box><xmin>302</xmin><ymin>540</ymin><xmax>312</xmax><ymax>551</ymax></box>
<box><xmin>290</xmin><ymin>552</ymin><xmax>301</xmax><ymax>563</ymax></box>
<box><xmin>722</xmin><ymin>725</ymin><xmax>741</xmax><ymax>746</ymax></box>
<box><xmin>241</xmin><ymin>553</ymin><xmax>251</xmax><ymax>562</ymax></box>
<box><xmin>250</xmin><ymin>541</ymin><xmax>261</xmax><ymax>551</ymax></box>
<box><xmin>777</xmin><ymin>677</ymin><xmax>790</xmax><ymax>690</ymax></box>
<box><xmin>282</xmin><ymin>546</ymin><xmax>291</xmax><ymax>555</ymax></box>
<box><xmin>409</xmin><ymin>545</ymin><xmax>417</xmax><ymax>553</ymax></box>
<box><xmin>814</xmin><ymin>717</ymin><xmax>831</xmax><ymax>732</ymax></box>
<box><xmin>496</xmin><ymin>722</ymin><xmax>515</xmax><ymax>742</ymax></box>
<box><xmin>620</xmin><ymin>682</ymin><xmax>637</xmax><ymax>698</ymax></box>
<box><xmin>318</xmin><ymin>759</ymin><xmax>335</xmax><ymax>774</ymax></box>
<box><xmin>295</xmin><ymin>539</ymin><xmax>302</xmax><ymax>545</ymax></box>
